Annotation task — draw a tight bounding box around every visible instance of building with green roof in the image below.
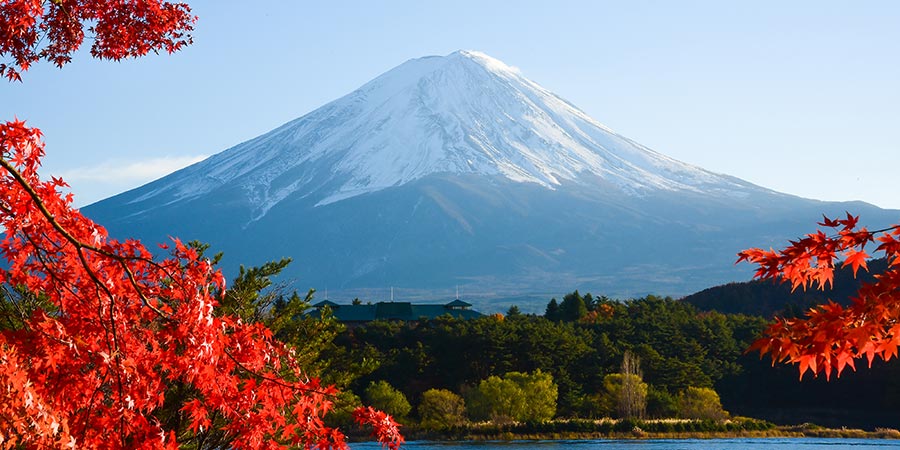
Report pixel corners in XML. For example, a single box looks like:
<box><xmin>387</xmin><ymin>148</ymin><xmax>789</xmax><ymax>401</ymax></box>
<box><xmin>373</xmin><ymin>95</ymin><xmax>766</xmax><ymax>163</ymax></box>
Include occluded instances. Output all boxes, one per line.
<box><xmin>309</xmin><ymin>299</ymin><xmax>482</xmax><ymax>323</ymax></box>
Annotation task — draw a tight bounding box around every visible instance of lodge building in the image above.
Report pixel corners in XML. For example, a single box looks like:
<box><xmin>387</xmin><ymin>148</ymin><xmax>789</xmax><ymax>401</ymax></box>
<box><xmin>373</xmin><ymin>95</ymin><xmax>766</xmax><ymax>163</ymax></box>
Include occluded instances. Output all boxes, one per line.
<box><xmin>309</xmin><ymin>299</ymin><xmax>482</xmax><ymax>324</ymax></box>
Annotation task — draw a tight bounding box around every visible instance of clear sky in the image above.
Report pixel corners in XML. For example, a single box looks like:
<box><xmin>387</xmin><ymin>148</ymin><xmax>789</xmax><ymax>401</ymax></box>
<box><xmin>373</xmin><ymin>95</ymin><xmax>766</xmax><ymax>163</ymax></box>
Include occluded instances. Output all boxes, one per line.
<box><xmin>2</xmin><ymin>1</ymin><xmax>898</xmax><ymax>212</ymax></box>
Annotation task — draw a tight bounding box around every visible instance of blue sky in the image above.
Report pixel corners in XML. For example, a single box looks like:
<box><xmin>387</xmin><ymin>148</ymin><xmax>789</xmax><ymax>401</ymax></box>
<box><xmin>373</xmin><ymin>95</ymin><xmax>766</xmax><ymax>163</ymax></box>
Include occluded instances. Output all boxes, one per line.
<box><xmin>2</xmin><ymin>1</ymin><xmax>898</xmax><ymax>213</ymax></box>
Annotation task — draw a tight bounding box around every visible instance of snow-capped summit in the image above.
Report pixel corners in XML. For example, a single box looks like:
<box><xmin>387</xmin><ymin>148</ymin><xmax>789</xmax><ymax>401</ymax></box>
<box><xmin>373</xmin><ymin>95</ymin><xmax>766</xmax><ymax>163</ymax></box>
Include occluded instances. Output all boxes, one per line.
<box><xmin>86</xmin><ymin>51</ymin><xmax>898</xmax><ymax>310</ymax></box>
<box><xmin>130</xmin><ymin>50</ymin><xmax>752</xmax><ymax>219</ymax></box>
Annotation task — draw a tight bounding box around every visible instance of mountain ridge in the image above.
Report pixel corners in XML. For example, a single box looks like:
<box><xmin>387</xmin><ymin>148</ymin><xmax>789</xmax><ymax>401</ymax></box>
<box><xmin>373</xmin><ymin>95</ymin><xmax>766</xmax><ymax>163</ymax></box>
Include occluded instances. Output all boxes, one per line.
<box><xmin>84</xmin><ymin>51</ymin><xmax>899</xmax><ymax>310</ymax></box>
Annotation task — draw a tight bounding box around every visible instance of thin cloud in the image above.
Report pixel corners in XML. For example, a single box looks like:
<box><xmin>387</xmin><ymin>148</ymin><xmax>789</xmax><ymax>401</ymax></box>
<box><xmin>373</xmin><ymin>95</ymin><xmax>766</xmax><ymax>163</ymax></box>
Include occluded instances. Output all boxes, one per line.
<box><xmin>58</xmin><ymin>155</ymin><xmax>208</xmax><ymax>183</ymax></box>
<box><xmin>52</xmin><ymin>155</ymin><xmax>208</xmax><ymax>206</ymax></box>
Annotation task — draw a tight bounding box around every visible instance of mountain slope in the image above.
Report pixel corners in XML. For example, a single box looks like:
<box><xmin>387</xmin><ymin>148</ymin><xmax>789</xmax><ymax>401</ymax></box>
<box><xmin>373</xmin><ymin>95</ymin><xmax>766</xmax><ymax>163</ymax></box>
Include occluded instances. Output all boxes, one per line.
<box><xmin>84</xmin><ymin>51</ymin><xmax>898</xmax><ymax>309</ymax></box>
<box><xmin>112</xmin><ymin>51</ymin><xmax>764</xmax><ymax>219</ymax></box>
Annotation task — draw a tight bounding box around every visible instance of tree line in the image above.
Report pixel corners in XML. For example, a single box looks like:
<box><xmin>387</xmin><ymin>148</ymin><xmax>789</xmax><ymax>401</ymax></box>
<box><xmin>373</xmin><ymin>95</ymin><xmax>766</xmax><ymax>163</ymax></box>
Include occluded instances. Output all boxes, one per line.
<box><xmin>316</xmin><ymin>287</ymin><xmax>900</xmax><ymax>430</ymax></box>
<box><xmin>325</xmin><ymin>291</ymin><xmax>749</xmax><ymax>425</ymax></box>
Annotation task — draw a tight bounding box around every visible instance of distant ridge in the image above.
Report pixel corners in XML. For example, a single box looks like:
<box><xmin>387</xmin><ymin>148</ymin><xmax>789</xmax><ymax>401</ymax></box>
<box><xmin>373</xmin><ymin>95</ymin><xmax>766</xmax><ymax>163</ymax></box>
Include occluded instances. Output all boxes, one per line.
<box><xmin>682</xmin><ymin>259</ymin><xmax>888</xmax><ymax>318</ymax></box>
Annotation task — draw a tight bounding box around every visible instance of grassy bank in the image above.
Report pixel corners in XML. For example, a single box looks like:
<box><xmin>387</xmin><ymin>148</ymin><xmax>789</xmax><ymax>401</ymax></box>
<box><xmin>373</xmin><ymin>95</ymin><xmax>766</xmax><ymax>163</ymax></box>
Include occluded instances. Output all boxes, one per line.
<box><xmin>390</xmin><ymin>418</ymin><xmax>900</xmax><ymax>441</ymax></box>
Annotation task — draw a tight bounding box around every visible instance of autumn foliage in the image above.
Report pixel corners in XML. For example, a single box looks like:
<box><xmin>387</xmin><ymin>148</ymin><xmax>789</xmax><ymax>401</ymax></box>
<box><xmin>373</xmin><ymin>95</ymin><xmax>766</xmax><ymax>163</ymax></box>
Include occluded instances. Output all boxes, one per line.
<box><xmin>0</xmin><ymin>1</ymin><xmax>402</xmax><ymax>449</ymax></box>
<box><xmin>739</xmin><ymin>214</ymin><xmax>900</xmax><ymax>380</ymax></box>
<box><xmin>0</xmin><ymin>0</ymin><xmax>194</xmax><ymax>81</ymax></box>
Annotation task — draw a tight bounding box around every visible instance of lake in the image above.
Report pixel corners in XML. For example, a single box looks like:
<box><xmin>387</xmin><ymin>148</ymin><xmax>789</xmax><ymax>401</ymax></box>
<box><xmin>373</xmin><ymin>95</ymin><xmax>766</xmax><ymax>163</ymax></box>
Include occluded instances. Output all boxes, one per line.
<box><xmin>350</xmin><ymin>439</ymin><xmax>900</xmax><ymax>449</ymax></box>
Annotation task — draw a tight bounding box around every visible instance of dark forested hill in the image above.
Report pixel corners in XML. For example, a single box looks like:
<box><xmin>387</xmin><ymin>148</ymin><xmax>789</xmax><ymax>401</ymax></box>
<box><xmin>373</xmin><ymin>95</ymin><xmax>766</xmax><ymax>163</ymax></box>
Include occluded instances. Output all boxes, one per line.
<box><xmin>676</xmin><ymin>258</ymin><xmax>900</xmax><ymax>428</ymax></box>
<box><xmin>681</xmin><ymin>259</ymin><xmax>888</xmax><ymax>318</ymax></box>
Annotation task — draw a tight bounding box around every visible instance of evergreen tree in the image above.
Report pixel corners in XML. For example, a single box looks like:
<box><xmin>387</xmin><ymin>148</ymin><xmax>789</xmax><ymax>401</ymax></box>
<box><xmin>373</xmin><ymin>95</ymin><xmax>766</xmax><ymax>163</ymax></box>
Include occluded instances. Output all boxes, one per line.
<box><xmin>545</xmin><ymin>298</ymin><xmax>561</xmax><ymax>321</ymax></box>
<box><xmin>583</xmin><ymin>292</ymin><xmax>595</xmax><ymax>312</ymax></box>
<box><xmin>560</xmin><ymin>290</ymin><xmax>588</xmax><ymax>322</ymax></box>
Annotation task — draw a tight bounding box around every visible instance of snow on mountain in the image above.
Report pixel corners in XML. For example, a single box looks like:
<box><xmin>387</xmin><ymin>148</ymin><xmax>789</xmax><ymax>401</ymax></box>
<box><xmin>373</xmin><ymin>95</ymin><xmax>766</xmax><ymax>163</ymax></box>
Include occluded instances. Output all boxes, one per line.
<box><xmin>86</xmin><ymin>50</ymin><xmax>900</xmax><ymax>308</ymax></box>
<box><xmin>131</xmin><ymin>50</ymin><xmax>754</xmax><ymax>220</ymax></box>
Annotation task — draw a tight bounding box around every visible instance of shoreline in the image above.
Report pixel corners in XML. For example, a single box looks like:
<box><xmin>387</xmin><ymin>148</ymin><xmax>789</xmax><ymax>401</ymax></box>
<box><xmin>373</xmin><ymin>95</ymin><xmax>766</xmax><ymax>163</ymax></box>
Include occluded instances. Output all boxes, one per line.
<box><xmin>386</xmin><ymin>421</ymin><xmax>900</xmax><ymax>442</ymax></box>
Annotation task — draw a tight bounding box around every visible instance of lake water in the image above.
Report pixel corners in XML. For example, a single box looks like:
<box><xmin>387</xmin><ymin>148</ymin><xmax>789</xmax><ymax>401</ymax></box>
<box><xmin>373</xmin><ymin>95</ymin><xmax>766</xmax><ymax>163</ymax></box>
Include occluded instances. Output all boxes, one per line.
<box><xmin>350</xmin><ymin>439</ymin><xmax>900</xmax><ymax>449</ymax></box>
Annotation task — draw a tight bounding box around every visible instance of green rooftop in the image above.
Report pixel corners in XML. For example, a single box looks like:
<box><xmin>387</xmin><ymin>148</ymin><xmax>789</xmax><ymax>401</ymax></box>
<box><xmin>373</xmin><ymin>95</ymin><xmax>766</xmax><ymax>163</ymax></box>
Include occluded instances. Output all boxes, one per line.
<box><xmin>310</xmin><ymin>300</ymin><xmax>483</xmax><ymax>323</ymax></box>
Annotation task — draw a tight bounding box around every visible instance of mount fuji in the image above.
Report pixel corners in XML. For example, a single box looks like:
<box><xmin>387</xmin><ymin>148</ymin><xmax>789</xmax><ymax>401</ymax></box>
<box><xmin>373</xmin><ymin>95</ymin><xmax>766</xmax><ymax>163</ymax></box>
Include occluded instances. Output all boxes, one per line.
<box><xmin>84</xmin><ymin>50</ymin><xmax>897</xmax><ymax>310</ymax></box>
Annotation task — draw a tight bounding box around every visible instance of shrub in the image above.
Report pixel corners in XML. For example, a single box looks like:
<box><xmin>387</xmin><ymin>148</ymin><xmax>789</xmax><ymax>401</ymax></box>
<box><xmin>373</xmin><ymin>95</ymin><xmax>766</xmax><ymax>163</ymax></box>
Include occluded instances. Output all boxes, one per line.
<box><xmin>646</xmin><ymin>386</ymin><xmax>678</xmax><ymax>418</ymax></box>
<box><xmin>365</xmin><ymin>380</ymin><xmax>412</xmax><ymax>419</ymax></box>
<box><xmin>466</xmin><ymin>370</ymin><xmax>557</xmax><ymax>423</ymax></box>
<box><xmin>418</xmin><ymin>389</ymin><xmax>466</xmax><ymax>429</ymax></box>
<box><xmin>678</xmin><ymin>387</ymin><xmax>729</xmax><ymax>421</ymax></box>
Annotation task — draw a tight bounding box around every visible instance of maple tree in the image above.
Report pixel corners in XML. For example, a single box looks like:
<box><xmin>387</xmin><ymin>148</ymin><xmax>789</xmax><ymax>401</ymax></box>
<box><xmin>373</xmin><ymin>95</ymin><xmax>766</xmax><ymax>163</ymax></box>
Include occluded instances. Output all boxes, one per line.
<box><xmin>0</xmin><ymin>1</ymin><xmax>402</xmax><ymax>449</ymax></box>
<box><xmin>738</xmin><ymin>213</ymin><xmax>900</xmax><ymax>380</ymax></box>
<box><xmin>1</xmin><ymin>0</ymin><xmax>194</xmax><ymax>81</ymax></box>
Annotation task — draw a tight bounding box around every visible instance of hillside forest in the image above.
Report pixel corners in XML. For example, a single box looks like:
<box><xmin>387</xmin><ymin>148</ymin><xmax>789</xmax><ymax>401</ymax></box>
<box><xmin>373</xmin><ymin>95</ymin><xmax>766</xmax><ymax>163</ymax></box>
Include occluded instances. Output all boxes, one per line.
<box><xmin>210</xmin><ymin>258</ymin><xmax>900</xmax><ymax>433</ymax></box>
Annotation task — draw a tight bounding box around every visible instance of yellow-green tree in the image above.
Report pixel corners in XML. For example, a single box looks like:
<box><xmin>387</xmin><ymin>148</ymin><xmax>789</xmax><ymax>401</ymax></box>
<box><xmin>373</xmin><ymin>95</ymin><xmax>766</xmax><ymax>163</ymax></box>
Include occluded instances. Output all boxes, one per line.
<box><xmin>365</xmin><ymin>381</ymin><xmax>412</xmax><ymax>419</ymax></box>
<box><xmin>597</xmin><ymin>351</ymin><xmax>648</xmax><ymax>419</ymax></box>
<box><xmin>678</xmin><ymin>387</ymin><xmax>728</xmax><ymax>421</ymax></box>
<box><xmin>418</xmin><ymin>389</ymin><xmax>466</xmax><ymax>429</ymax></box>
<box><xmin>467</xmin><ymin>370</ymin><xmax>558</xmax><ymax>423</ymax></box>
<box><xmin>506</xmin><ymin>370</ymin><xmax>558</xmax><ymax>422</ymax></box>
